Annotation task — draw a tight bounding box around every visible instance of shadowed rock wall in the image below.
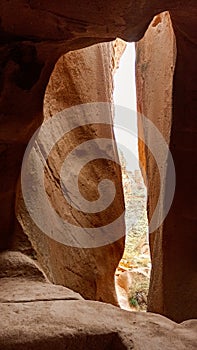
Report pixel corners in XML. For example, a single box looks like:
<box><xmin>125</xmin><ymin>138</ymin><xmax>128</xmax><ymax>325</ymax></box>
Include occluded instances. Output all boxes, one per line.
<box><xmin>0</xmin><ymin>0</ymin><xmax>196</xmax><ymax>322</ymax></box>
<box><xmin>136</xmin><ymin>11</ymin><xmax>176</xmax><ymax>316</ymax></box>
<box><xmin>1</xmin><ymin>0</ymin><xmax>187</xmax><ymax>252</ymax></box>
<box><xmin>136</xmin><ymin>11</ymin><xmax>197</xmax><ymax>322</ymax></box>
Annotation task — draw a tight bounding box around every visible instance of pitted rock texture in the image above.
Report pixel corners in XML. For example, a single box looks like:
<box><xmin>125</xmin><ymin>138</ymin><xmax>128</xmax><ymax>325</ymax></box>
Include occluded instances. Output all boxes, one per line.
<box><xmin>1</xmin><ymin>301</ymin><xmax>197</xmax><ymax>350</ymax></box>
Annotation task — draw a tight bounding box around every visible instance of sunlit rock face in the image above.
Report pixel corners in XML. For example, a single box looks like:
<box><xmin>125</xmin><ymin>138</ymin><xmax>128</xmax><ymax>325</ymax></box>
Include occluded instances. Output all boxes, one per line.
<box><xmin>0</xmin><ymin>0</ymin><xmax>196</xmax><ymax>250</ymax></box>
<box><xmin>0</xmin><ymin>0</ymin><xmax>196</xmax><ymax>326</ymax></box>
<box><xmin>15</xmin><ymin>42</ymin><xmax>125</xmax><ymax>305</ymax></box>
<box><xmin>0</xmin><ymin>0</ymin><xmax>166</xmax><ymax>253</ymax></box>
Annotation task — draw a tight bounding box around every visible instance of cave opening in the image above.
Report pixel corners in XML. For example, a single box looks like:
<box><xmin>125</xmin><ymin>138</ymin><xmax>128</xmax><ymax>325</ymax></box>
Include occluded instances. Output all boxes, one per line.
<box><xmin>113</xmin><ymin>41</ymin><xmax>150</xmax><ymax>311</ymax></box>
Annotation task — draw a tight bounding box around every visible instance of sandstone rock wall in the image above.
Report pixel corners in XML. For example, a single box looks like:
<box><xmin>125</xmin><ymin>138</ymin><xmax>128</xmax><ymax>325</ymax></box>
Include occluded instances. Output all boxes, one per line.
<box><xmin>0</xmin><ymin>0</ymin><xmax>196</xmax><ymax>325</ymax></box>
<box><xmin>136</xmin><ymin>11</ymin><xmax>197</xmax><ymax>321</ymax></box>
<box><xmin>136</xmin><ymin>11</ymin><xmax>176</xmax><ymax>316</ymax></box>
<box><xmin>16</xmin><ymin>42</ymin><xmax>125</xmax><ymax>305</ymax></box>
<box><xmin>163</xmin><ymin>9</ymin><xmax>197</xmax><ymax>322</ymax></box>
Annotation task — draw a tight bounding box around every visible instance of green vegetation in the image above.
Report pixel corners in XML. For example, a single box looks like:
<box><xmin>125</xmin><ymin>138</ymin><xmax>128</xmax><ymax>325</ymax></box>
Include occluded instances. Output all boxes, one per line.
<box><xmin>117</xmin><ymin>151</ymin><xmax>151</xmax><ymax>311</ymax></box>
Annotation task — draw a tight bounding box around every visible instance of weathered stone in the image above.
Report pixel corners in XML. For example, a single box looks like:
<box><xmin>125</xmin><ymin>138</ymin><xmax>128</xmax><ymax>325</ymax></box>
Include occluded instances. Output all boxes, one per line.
<box><xmin>0</xmin><ymin>252</ymin><xmax>196</xmax><ymax>350</ymax></box>
<box><xmin>1</xmin><ymin>299</ymin><xmax>197</xmax><ymax>350</ymax></box>
<box><xmin>136</xmin><ymin>11</ymin><xmax>197</xmax><ymax>321</ymax></box>
<box><xmin>0</xmin><ymin>0</ymin><xmax>196</xmax><ymax>326</ymax></box>
<box><xmin>0</xmin><ymin>251</ymin><xmax>83</xmax><ymax>302</ymax></box>
<box><xmin>163</xmin><ymin>9</ymin><xmax>197</xmax><ymax>322</ymax></box>
<box><xmin>136</xmin><ymin>11</ymin><xmax>176</xmax><ymax>316</ymax></box>
<box><xmin>0</xmin><ymin>0</ymin><xmax>196</xmax><ymax>252</ymax></box>
<box><xmin>16</xmin><ymin>42</ymin><xmax>125</xmax><ymax>305</ymax></box>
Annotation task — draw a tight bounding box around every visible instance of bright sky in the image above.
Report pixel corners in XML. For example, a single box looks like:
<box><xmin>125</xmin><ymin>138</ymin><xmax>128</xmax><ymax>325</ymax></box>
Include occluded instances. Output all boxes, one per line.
<box><xmin>113</xmin><ymin>42</ymin><xmax>139</xmax><ymax>171</ymax></box>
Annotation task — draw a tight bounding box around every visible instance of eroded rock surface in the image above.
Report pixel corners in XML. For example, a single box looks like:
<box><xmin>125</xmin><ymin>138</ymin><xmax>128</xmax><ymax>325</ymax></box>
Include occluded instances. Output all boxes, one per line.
<box><xmin>136</xmin><ymin>12</ymin><xmax>197</xmax><ymax>321</ymax></box>
<box><xmin>0</xmin><ymin>0</ymin><xmax>196</xmax><ymax>251</ymax></box>
<box><xmin>0</xmin><ymin>251</ymin><xmax>83</xmax><ymax>303</ymax></box>
<box><xmin>0</xmin><ymin>0</ymin><xmax>196</xmax><ymax>327</ymax></box>
<box><xmin>136</xmin><ymin>11</ymin><xmax>176</xmax><ymax>316</ymax></box>
<box><xmin>0</xmin><ymin>252</ymin><xmax>196</xmax><ymax>350</ymax></box>
<box><xmin>16</xmin><ymin>42</ymin><xmax>125</xmax><ymax>305</ymax></box>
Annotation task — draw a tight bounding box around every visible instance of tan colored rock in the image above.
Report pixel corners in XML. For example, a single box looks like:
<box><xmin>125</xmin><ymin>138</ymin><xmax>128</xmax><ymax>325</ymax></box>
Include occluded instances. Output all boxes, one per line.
<box><xmin>115</xmin><ymin>270</ymin><xmax>133</xmax><ymax>311</ymax></box>
<box><xmin>136</xmin><ymin>11</ymin><xmax>175</xmax><ymax>315</ymax></box>
<box><xmin>16</xmin><ymin>42</ymin><xmax>125</xmax><ymax>305</ymax></box>
<box><xmin>0</xmin><ymin>251</ymin><xmax>83</xmax><ymax>303</ymax></box>
<box><xmin>0</xmin><ymin>252</ymin><xmax>196</xmax><ymax>350</ymax></box>
<box><xmin>116</xmin><ymin>269</ymin><xmax>149</xmax><ymax>311</ymax></box>
<box><xmin>116</xmin><ymin>270</ymin><xmax>133</xmax><ymax>294</ymax></box>
<box><xmin>0</xmin><ymin>250</ymin><xmax>45</xmax><ymax>280</ymax></box>
<box><xmin>112</xmin><ymin>39</ymin><xmax>127</xmax><ymax>74</ymax></box>
<box><xmin>0</xmin><ymin>0</ymin><xmax>195</xmax><ymax>253</ymax></box>
<box><xmin>2</xmin><ymin>299</ymin><xmax>196</xmax><ymax>350</ymax></box>
<box><xmin>0</xmin><ymin>0</ymin><xmax>196</xmax><ymax>326</ymax></box>
<box><xmin>115</xmin><ymin>284</ymin><xmax>132</xmax><ymax>311</ymax></box>
<box><xmin>136</xmin><ymin>11</ymin><xmax>197</xmax><ymax>321</ymax></box>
